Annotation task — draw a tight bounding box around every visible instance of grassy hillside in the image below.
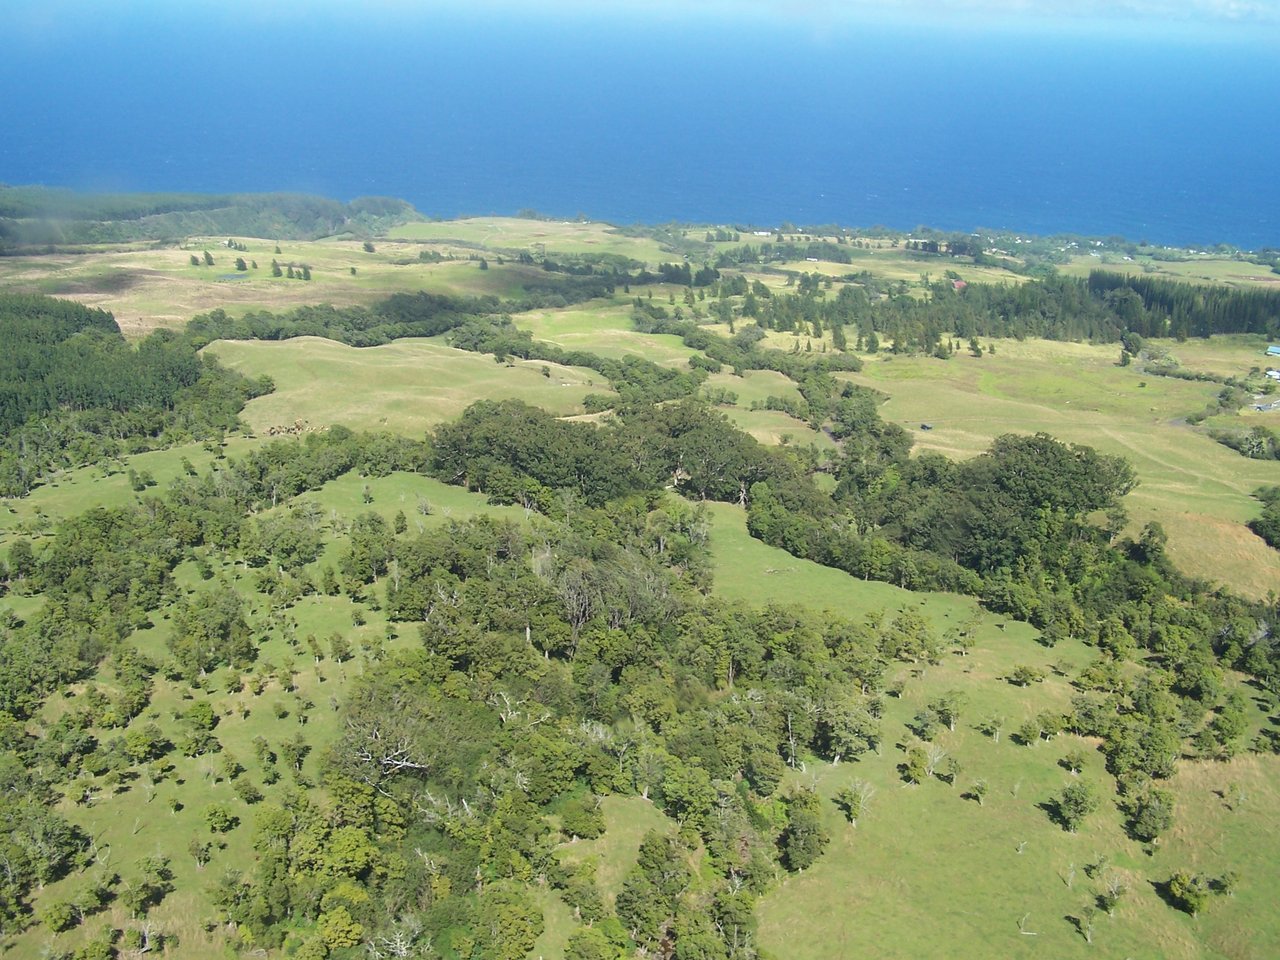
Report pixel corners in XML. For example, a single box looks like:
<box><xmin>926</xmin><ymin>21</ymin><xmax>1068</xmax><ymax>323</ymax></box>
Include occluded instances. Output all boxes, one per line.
<box><xmin>842</xmin><ymin>339</ymin><xmax>1280</xmax><ymax>598</ymax></box>
<box><xmin>206</xmin><ymin>337</ymin><xmax>609</xmax><ymax>436</ymax></box>
<box><xmin>1</xmin><ymin>207</ymin><xmax>1277</xmax><ymax>960</ymax></box>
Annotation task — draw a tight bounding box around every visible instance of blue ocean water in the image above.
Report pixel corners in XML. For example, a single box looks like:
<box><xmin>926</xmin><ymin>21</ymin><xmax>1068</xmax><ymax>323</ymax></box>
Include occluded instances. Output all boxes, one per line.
<box><xmin>2</xmin><ymin>6</ymin><xmax>1277</xmax><ymax>249</ymax></box>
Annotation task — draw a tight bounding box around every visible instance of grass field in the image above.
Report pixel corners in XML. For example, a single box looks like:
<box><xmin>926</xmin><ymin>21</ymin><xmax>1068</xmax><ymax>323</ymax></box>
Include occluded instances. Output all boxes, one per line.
<box><xmin>769</xmin><ymin>253</ymin><xmax>1024</xmax><ymax>286</ymax></box>
<box><xmin>0</xmin><ymin>237</ymin><xmax>575</xmax><ymax>337</ymax></box>
<box><xmin>515</xmin><ymin>302</ymin><xmax>700</xmax><ymax>368</ymax></box>
<box><xmin>206</xmin><ymin>336</ymin><xmax>609</xmax><ymax>436</ymax></box>
<box><xmin>701</xmin><ymin>495</ymin><xmax>1280</xmax><ymax>959</ymax></box>
<box><xmin>840</xmin><ymin>338</ymin><xmax>1280</xmax><ymax>599</ymax></box>
<box><xmin>1062</xmin><ymin>254</ymin><xmax>1280</xmax><ymax>290</ymax></box>
<box><xmin>744</xmin><ymin>538</ymin><xmax>1280</xmax><ymax>960</ymax></box>
<box><xmin>388</xmin><ymin>217</ymin><xmax>675</xmax><ymax>264</ymax></box>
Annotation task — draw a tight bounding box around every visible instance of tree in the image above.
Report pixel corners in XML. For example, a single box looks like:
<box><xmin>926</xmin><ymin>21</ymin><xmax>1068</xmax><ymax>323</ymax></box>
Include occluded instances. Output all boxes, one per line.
<box><xmin>1017</xmin><ymin>718</ymin><xmax>1042</xmax><ymax>746</ymax></box>
<box><xmin>970</xmin><ymin>778</ymin><xmax>989</xmax><ymax>806</ymax></box>
<box><xmin>190</xmin><ymin>254</ymin><xmax>201</xmax><ymax>267</ymax></box>
<box><xmin>834</xmin><ymin>779</ymin><xmax>875</xmax><ymax>826</ymax></box>
<box><xmin>1167</xmin><ymin>870</ymin><xmax>1211</xmax><ymax>915</ymax></box>
<box><xmin>203</xmin><ymin>803</ymin><xmax>238</xmax><ymax>833</ymax></box>
<box><xmin>318</xmin><ymin>904</ymin><xmax>364</xmax><ymax>948</ymax></box>
<box><xmin>903</xmin><ymin>746</ymin><xmax>928</xmax><ymax>784</ymax></box>
<box><xmin>1098</xmin><ymin>873</ymin><xmax>1128</xmax><ymax>916</ymax></box>
<box><xmin>1126</xmin><ymin>787</ymin><xmax>1174</xmax><ymax>843</ymax></box>
<box><xmin>203</xmin><ymin>250</ymin><xmax>214</xmax><ymax>266</ymax></box>
<box><xmin>932</xmin><ymin>690</ymin><xmax>966</xmax><ymax>731</ymax></box>
<box><xmin>780</xmin><ymin>789</ymin><xmax>829</xmax><ymax>870</ymax></box>
<box><xmin>1061</xmin><ymin>748</ymin><xmax>1087</xmax><ymax>775</ymax></box>
<box><xmin>1056</xmin><ymin>780</ymin><xmax>1100</xmax><ymax>833</ymax></box>
<box><xmin>234</xmin><ymin>257</ymin><xmax>248</xmax><ymax>272</ymax></box>
<box><xmin>978</xmin><ymin>714</ymin><xmax>1005</xmax><ymax>743</ymax></box>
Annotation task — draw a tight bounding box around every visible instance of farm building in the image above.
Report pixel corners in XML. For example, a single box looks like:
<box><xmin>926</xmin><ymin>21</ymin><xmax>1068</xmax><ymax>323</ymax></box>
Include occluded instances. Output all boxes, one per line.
<box><xmin>1267</xmin><ymin>344</ymin><xmax>1280</xmax><ymax>357</ymax></box>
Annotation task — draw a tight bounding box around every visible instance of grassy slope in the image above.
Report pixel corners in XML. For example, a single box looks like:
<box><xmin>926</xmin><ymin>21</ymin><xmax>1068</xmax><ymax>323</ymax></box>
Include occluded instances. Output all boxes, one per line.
<box><xmin>842</xmin><ymin>339</ymin><xmax>1280</xmax><ymax>599</ymax></box>
<box><xmin>0</xmin><ymin>237</ymin><xmax>626</xmax><ymax>338</ymax></box>
<box><xmin>3</xmin><ymin>218</ymin><xmax>1277</xmax><ymax>959</ymax></box>
<box><xmin>1062</xmin><ymin>255</ymin><xmax>1280</xmax><ymax>290</ymax></box>
<box><xmin>388</xmin><ymin>217</ymin><xmax>675</xmax><ymax>263</ymax></box>
<box><xmin>206</xmin><ymin>337</ymin><xmax>609</xmax><ymax>436</ymax></box>
<box><xmin>727</xmin><ymin>516</ymin><xmax>1280</xmax><ymax>960</ymax></box>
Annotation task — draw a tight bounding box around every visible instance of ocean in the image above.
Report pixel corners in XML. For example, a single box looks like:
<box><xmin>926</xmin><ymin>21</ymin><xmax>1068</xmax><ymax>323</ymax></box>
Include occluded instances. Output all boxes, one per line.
<box><xmin>3</xmin><ymin>5</ymin><xmax>1277</xmax><ymax>249</ymax></box>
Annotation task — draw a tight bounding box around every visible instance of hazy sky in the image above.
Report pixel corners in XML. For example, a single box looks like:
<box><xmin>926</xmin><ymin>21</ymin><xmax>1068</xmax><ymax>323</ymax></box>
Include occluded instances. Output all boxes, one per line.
<box><xmin>12</xmin><ymin>0</ymin><xmax>1280</xmax><ymax>32</ymax></box>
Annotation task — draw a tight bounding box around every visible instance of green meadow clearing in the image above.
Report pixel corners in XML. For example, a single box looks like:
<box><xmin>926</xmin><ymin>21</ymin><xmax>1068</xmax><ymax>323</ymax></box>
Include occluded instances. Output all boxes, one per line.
<box><xmin>388</xmin><ymin>217</ymin><xmax>676</xmax><ymax>263</ymax></box>
<box><xmin>206</xmin><ymin>336</ymin><xmax>609</xmax><ymax>437</ymax></box>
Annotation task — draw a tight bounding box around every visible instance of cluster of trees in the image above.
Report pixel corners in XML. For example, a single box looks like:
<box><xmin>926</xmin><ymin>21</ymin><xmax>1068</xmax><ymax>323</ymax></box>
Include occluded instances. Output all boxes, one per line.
<box><xmin>1213</xmin><ymin>424</ymin><xmax>1280</xmax><ymax>462</ymax></box>
<box><xmin>1250</xmin><ymin>486</ymin><xmax>1280</xmax><ymax>549</ymax></box>
<box><xmin>208</xmin><ymin>495</ymin><xmax>962</xmax><ymax>956</ymax></box>
<box><xmin>0</xmin><ymin>294</ymin><xmax>270</xmax><ymax>497</ymax></box>
<box><xmin>726</xmin><ymin>270</ymin><xmax>1280</xmax><ymax>358</ymax></box>
<box><xmin>187</xmin><ymin>291</ymin><xmax>499</xmax><ymax>349</ymax></box>
<box><xmin>429</xmin><ymin>386</ymin><xmax>1278</xmax><ymax>741</ymax></box>
<box><xmin>449</xmin><ymin>318</ymin><xmax>705</xmax><ymax>410</ymax></box>
<box><xmin>1087</xmin><ymin>271</ymin><xmax>1280</xmax><ymax>339</ymax></box>
<box><xmin>631</xmin><ymin>307</ymin><xmax>863</xmax><ymax>383</ymax></box>
<box><xmin>429</xmin><ymin>398</ymin><xmax>822</xmax><ymax>512</ymax></box>
<box><xmin>186</xmin><ymin>272</ymin><xmax>626</xmax><ymax>351</ymax></box>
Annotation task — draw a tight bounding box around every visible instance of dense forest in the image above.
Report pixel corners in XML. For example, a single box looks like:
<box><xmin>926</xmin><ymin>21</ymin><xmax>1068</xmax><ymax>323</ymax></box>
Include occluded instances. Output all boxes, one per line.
<box><xmin>735</xmin><ymin>272</ymin><xmax>1280</xmax><ymax>354</ymax></box>
<box><xmin>0</xmin><ymin>189</ymin><xmax>421</xmax><ymax>249</ymax></box>
<box><xmin>0</xmin><ymin>294</ymin><xmax>269</xmax><ymax>497</ymax></box>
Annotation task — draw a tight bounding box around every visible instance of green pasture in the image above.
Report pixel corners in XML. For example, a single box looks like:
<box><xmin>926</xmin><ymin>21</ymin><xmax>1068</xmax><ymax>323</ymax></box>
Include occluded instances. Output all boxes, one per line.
<box><xmin>0</xmin><ymin>236</ymin><xmax>550</xmax><ymax>337</ymax></box>
<box><xmin>1063</xmin><ymin>255</ymin><xmax>1280</xmax><ymax>290</ymax></box>
<box><xmin>0</xmin><ymin>438</ymin><xmax>259</xmax><ymax>546</ymax></box>
<box><xmin>768</xmin><ymin>252</ymin><xmax>1024</xmax><ymax>286</ymax></box>
<box><xmin>708</xmin><ymin>496</ymin><xmax>1280</xmax><ymax>959</ymax></box>
<box><xmin>721</xmin><ymin>408</ymin><xmax>837</xmax><ymax>452</ymax></box>
<box><xmin>206</xmin><ymin>336</ymin><xmax>608</xmax><ymax>436</ymax></box>
<box><xmin>701</xmin><ymin>369</ymin><xmax>802</xmax><ymax>408</ymax></box>
<box><xmin>388</xmin><ymin>217</ymin><xmax>674</xmax><ymax>264</ymax></box>
<box><xmin>705</xmin><ymin>502</ymin><xmax>971</xmax><ymax>625</ymax></box>
<box><xmin>840</xmin><ymin>339</ymin><xmax>1280</xmax><ymax>599</ymax></box>
<box><xmin>515</xmin><ymin>303</ymin><xmax>700</xmax><ymax>368</ymax></box>
<box><xmin>755</xmin><ymin>598</ymin><xmax>1279</xmax><ymax>960</ymax></box>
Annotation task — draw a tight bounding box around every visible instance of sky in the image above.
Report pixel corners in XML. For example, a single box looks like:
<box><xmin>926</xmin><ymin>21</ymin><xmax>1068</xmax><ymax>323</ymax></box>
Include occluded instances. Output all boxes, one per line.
<box><xmin>12</xmin><ymin>0</ymin><xmax>1280</xmax><ymax>30</ymax></box>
